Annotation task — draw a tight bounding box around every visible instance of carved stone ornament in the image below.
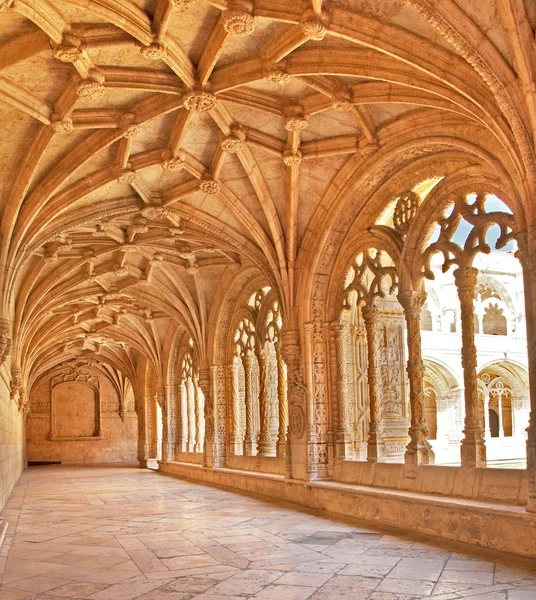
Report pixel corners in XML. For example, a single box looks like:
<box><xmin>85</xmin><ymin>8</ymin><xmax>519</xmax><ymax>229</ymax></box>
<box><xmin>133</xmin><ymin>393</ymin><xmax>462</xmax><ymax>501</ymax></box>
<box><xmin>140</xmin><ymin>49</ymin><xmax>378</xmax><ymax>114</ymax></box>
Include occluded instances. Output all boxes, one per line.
<box><xmin>77</xmin><ymin>71</ymin><xmax>105</xmax><ymax>99</ymax></box>
<box><xmin>284</xmin><ymin>107</ymin><xmax>309</xmax><ymax>132</ymax></box>
<box><xmin>393</xmin><ymin>190</ymin><xmax>420</xmax><ymax>236</ymax></box>
<box><xmin>283</xmin><ymin>149</ymin><xmax>302</xmax><ymax>167</ymax></box>
<box><xmin>51</xmin><ymin>117</ymin><xmax>73</xmax><ymax>134</ymax></box>
<box><xmin>121</xmin><ymin>121</ymin><xmax>141</xmax><ymax>139</ymax></box>
<box><xmin>223</xmin><ymin>10</ymin><xmax>255</xmax><ymax>36</ymax></box>
<box><xmin>140</xmin><ymin>43</ymin><xmax>167</xmax><ymax>61</ymax></box>
<box><xmin>199</xmin><ymin>178</ymin><xmax>220</xmax><ymax>194</ymax></box>
<box><xmin>0</xmin><ymin>318</ymin><xmax>11</xmax><ymax>364</ymax></box>
<box><xmin>289</xmin><ymin>404</ymin><xmax>306</xmax><ymax>438</ymax></box>
<box><xmin>141</xmin><ymin>206</ymin><xmax>168</xmax><ymax>220</ymax></box>
<box><xmin>331</xmin><ymin>90</ymin><xmax>353</xmax><ymax>112</ymax></box>
<box><xmin>221</xmin><ymin>132</ymin><xmax>244</xmax><ymax>153</ymax></box>
<box><xmin>301</xmin><ymin>11</ymin><xmax>328</xmax><ymax>40</ymax></box>
<box><xmin>161</xmin><ymin>150</ymin><xmax>186</xmax><ymax>171</ymax></box>
<box><xmin>53</xmin><ymin>35</ymin><xmax>84</xmax><ymax>63</ymax></box>
<box><xmin>117</xmin><ymin>170</ymin><xmax>137</xmax><ymax>184</ymax></box>
<box><xmin>169</xmin><ymin>0</ymin><xmax>195</xmax><ymax>9</ymax></box>
<box><xmin>265</xmin><ymin>64</ymin><xmax>291</xmax><ymax>85</ymax></box>
<box><xmin>183</xmin><ymin>91</ymin><xmax>217</xmax><ymax>112</ymax></box>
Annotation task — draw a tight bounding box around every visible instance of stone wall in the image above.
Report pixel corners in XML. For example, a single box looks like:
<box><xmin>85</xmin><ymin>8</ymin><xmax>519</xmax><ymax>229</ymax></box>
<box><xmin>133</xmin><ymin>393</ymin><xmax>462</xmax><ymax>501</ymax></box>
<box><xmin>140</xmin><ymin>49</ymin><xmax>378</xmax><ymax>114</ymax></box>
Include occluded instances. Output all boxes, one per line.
<box><xmin>27</xmin><ymin>367</ymin><xmax>138</xmax><ymax>465</ymax></box>
<box><xmin>0</xmin><ymin>368</ymin><xmax>25</xmax><ymax>511</ymax></box>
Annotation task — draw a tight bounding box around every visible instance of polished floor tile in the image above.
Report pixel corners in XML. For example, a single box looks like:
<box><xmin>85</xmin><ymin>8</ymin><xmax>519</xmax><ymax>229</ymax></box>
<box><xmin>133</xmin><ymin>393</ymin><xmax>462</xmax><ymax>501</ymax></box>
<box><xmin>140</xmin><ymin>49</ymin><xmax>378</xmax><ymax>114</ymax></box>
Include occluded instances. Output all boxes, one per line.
<box><xmin>0</xmin><ymin>466</ymin><xmax>535</xmax><ymax>599</ymax></box>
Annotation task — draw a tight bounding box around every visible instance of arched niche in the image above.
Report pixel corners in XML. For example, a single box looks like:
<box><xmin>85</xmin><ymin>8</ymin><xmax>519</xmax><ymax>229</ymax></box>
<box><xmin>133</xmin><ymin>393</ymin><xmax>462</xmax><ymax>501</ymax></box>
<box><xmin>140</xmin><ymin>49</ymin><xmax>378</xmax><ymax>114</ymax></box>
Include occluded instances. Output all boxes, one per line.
<box><xmin>49</xmin><ymin>370</ymin><xmax>101</xmax><ymax>441</ymax></box>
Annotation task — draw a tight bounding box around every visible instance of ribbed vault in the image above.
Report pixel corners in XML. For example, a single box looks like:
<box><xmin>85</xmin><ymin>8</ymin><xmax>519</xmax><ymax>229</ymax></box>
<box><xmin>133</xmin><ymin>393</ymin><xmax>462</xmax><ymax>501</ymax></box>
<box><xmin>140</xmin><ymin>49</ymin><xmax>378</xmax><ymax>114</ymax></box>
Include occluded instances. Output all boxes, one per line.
<box><xmin>0</xmin><ymin>0</ymin><xmax>535</xmax><ymax>399</ymax></box>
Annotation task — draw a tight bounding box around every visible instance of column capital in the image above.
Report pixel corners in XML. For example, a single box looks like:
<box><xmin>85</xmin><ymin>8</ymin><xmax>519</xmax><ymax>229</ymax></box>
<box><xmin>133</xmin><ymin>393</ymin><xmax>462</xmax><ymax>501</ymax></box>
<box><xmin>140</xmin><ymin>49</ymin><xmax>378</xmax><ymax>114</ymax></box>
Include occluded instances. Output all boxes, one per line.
<box><xmin>279</xmin><ymin>329</ymin><xmax>300</xmax><ymax>365</ymax></box>
<box><xmin>361</xmin><ymin>303</ymin><xmax>380</xmax><ymax>324</ymax></box>
<box><xmin>330</xmin><ymin>318</ymin><xmax>349</xmax><ymax>333</ymax></box>
<box><xmin>453</xmin><ymin>266</ymin><xmax>478</xmax><ymax>290</ymax></box>
<box><xmin>398</xmin><ymin>289</ymin><xmax>427</xmax><ymax>313</ymax></box>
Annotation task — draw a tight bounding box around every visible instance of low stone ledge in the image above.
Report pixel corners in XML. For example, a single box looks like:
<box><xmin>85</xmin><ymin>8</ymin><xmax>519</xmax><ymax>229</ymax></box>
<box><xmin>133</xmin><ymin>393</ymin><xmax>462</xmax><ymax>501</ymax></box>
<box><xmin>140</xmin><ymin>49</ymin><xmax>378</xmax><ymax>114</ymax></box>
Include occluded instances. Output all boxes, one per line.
<box><xmin>159</xmin><ymin>461</ymin><xmax>536</xmax><ymax>558</ymax></box>
<box><xmin>334</xmin><ymin>461</ymin><xmax>528</xmax><ymax>506</ymax></box>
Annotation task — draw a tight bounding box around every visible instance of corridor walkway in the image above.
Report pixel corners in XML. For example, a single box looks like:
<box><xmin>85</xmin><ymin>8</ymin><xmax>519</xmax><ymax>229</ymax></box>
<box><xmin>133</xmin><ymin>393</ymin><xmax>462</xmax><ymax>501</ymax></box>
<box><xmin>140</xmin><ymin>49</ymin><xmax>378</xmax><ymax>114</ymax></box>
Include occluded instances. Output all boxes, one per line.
<box><xmin>0</xmin><ymin>467</ymin><xmax>535</xmax><ymax>600</ymax></box>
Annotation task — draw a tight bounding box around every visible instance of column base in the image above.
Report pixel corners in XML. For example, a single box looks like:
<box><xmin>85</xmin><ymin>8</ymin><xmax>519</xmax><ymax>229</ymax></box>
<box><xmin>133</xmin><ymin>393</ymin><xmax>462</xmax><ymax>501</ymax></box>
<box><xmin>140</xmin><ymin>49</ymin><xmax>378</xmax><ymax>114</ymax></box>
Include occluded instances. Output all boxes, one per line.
<box><xmin>461</xmin><ymin>431</ymin><xmax>487</xmax><ymax>467</ymax></box>
<box><xmin>367</xmin><ymin>430</ymin><xmax>385</xmax><ymax>462</ymax></box>
<box><xmin>257</xmin><ymin>434</ymin><xmax>276</xmax><ymax>457</ymax></box>
<box><xmin>138</xmin><ymin>459</ymin><xmax>148</xmax><ymax>468</ymax></box>
<box><xmin>405</xmin><ymin>427</ymin><xmax>435</xmax><ymax>468</ymax></box>
<box><xmin>276</xmin><ymin>439</ymin><xmax>287</xmax><ymax>458</ymax></box>
<box><xmin>243</xmin><ymin>439</ymin><xmax>257</xmax><ymax>456</ymax></box>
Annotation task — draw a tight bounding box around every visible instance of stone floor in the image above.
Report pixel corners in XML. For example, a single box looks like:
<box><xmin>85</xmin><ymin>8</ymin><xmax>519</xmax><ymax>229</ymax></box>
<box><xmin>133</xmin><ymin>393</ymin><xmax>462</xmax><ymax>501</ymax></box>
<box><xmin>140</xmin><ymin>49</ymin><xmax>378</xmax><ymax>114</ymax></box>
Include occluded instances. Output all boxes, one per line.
<box><xmin>0</xmin><ymin>467</ymin><xmax>536</xmax><ymax>600</ymax></box>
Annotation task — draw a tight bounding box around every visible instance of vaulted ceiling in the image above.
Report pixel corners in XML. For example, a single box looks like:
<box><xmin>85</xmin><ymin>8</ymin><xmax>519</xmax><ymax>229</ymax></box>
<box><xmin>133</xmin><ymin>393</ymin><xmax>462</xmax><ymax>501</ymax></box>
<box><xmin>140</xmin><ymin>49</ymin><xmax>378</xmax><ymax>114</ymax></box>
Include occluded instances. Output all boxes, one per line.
<box><xmin>1</xmin><ymin>0</ymin><xmax>535</xmax><ymax>384</ymax></box>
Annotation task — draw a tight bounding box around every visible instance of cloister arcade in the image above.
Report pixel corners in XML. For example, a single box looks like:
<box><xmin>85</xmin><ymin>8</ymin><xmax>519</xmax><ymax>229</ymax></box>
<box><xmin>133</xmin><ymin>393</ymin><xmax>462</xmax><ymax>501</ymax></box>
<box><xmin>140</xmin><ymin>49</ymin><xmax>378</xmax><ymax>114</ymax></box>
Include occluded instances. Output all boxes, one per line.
<box><xmin>3</xmin><ymin>0</ymin><xmax>536</xmax><ymax>559</ymax></box>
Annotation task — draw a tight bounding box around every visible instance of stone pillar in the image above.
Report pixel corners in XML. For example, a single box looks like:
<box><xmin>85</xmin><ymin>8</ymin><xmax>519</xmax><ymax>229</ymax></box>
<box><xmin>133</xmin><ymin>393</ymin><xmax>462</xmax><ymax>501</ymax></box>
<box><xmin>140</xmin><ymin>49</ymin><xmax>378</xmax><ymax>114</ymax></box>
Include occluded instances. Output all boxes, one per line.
<box><xmin>361</xmin><ymin>305</ymin><xmax>384</xmax><ymax>462</ymax></box>
<box><xmin>198</xmin><ymin>368</ymin><xmax>212</xmax><ymax>467</ymax></box>
<box><xmin>280</xmin><ymin>328</ymin><xmax>309</xmax><ymax>480</ymax></box>
<box><xmin>398</xmin><ymin>290</ymin><xmax>434</xmax><ymax>470</ymax></box>
<box><xmin>256</xmin><ymin>348</ymin><xmax>272</xmax><ymax>455</ymax></box>
<box><xmin>229</xmin><ymin>363</ymin><xmax>242</xmax><ymax>454</ymax></box>
<box><xmin>484</xmin><ymin>393</ymin><xmax>491</xmax><ymax>438</ymax></box>
<box><xmin>497</xmin><ymin>391</ymin><xmax>505</xmax><ymax>437</ymax></box>
<box><xmin>276</xmin><ymin>342</ymin><xmax>288</xmax><ymax>458</ymax></box>
<box><xmin>515</xmin><ymin>231</ymin><xmax>536</xmax><ymax>509</ymax></box>
<box><xmin>159</xmin><ymin>388</ymin><xmax>175</xmax><ymax>462</ymax></box>
<box><xmin>146</xmin><ymin>394</ymin><xmax>158</xmax><ymax>460</ymax></box>
<box><xmin>454</xmin><ymin>266</ymin><xmax>486</xmax><ymax>467</ymax></box>
<box><xmin>179</xmin><ymin>382</ymin><xmax>188</xmax><ymax>452</ymax></box>
<box><xmin>194</xmin><ymin>376</ymin><xmax>203</xmax><ymax>452</ymax></box>
<box><xmin>137</xmin><ymin>393</ymin><xmax>148</xmax><ymax>467</ymax></box>
<box><xmin>242</xmin><ymin>354</ymin><xmax>256</xmax><ymax>455</ymax></box>
<box><xmin>187</xmin><ymin>377</ymin><xmax>195</xmax><ymax>452</ymax></box>
<box><xmin>331</xmin><ymin>319</ymin><xmax>353</xmax><ymax>461</ymax></box>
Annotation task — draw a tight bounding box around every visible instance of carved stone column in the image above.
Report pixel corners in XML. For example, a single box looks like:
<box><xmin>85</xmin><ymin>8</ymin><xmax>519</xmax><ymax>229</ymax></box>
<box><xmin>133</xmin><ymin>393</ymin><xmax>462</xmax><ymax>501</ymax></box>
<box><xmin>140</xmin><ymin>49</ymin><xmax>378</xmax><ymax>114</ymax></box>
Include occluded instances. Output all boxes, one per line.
<box><xmin>146</xmin><ymin>394</ymin><xmax>158</xmax><ymax>460</ymax></box>
<box><xmin>331</xmin><ymin>319</ymin><xmax>353</xmax><ymax>461</ymax></box>
<box><xmin>228</xmin><ymin>363</ymin><xmax>242</xmax><ymax>454</ymax></box>
<box><xmin>276</xmin><ymin>342</ymin><xmax>288</xmax><ymax>458</ymax></box>
<box><xmin>361</xmin><ymin>304</ymin><xmax>384</xmax><ymax>462</ymax></box>
<box><xmin>516</xmin><ymin>230</ymin><xmax>536</xmax><ymax>510</ymax></box>
<box><xmin>242</xmin><ymin>354</ymin><xmax>256</xmax><ymax>455</ymax></box>
<box><xmin>257</xmin><ymin>348</ymin><xmax>274</xmax><ymax>456</ymax></box>
<box><xmin>187</xmin><ymin>377</ymin><xmax>195</xmax><ymax>452</ymax></box>
<box><xmin>136</xmin><ymin>392</ymin><xmax>148</xmax><ymax>467</ymax></box>
<box><xmin>398</xmin><ymin>290</ymin><xmax>434</xmax><ymax>470</ymax></box>
<box><xmin>198</xmin><ymin>368</ymin><xmax>213</xmax><ymax>467</ymax></box>
<box><xmin>179</xmin><ymin>382</ymin><xmax>188</xmax><ymax>452</ymax></box>
<box><xmin>193</xmin><ymin>376</ymin><xmax>203</xmax><ymax>452</ymax></box>
<box><xmin>156</xmin><ymin>390</ymin><xmax>166</xmax><ymax>461</ymax></box>
<box><xmin>280</xmin><ymin>328</ymin><xmax>308</xmax><ymax>480</ymax></box>
<box><xmin>454</xmin><ymin>266</ymin><xmax>486</xmax><ymax>467</ymax></box>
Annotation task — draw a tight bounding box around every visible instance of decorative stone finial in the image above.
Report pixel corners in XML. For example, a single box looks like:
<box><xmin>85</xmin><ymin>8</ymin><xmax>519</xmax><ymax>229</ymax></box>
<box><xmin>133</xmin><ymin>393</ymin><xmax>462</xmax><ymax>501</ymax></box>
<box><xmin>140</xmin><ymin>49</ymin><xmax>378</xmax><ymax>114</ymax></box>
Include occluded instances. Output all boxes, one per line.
<box><xmin>284</xmin><ymin>106</ymin><xmax>309</xmax><ymax>131</ymax></box>
<box><xmin>301</xmin><ymin>10</ymin><xmax>328</xmax><ymax>40</ymax></box>
<box><xmin>183</xmin><ymin>90</ymin><xmax>217</xmax><ymax>112</ymax></box>
<box><xmin>221</xmin><ymin>125</ymin><xmax>246</xmax><ymax>153</ymax></box>
<box><xmin>331</xmin><ymin>89</ymin><xmax>353</xmax><ymax>112</ymax></box>
<box><xmin>265</xmin><ymin>64</ymin><xmax>291</xmax><ymax>85</ymax></box>
<box><xmin>161</xmin><ymin>149</ymin><xmax>186</xmax><ymax>171</ymax></box>
<box><xmin>77</xmin><ymin>70</ymin><xmax>105</xmax><ymax>100</ymax></box>
<box><xmin>283</xmin><ymin>149</ymin><xmax>302</xmax><ymax>167</ymax></box>
<box><xmin>51</xmin><ymin>117</ymin><xmax>73</xmax><ymax>134</ymax></box>
<box><xmin>199</xmin><ymin>178</ymin><xmax>220</xmax><ymax>194</ymax></box>
<box><xmin>223</xmin><ymin>11</ymin><xmax>255</xmax><ymax>36</ymax></box>
<box><xmin>117</xmin><ymin>170</ymin><xmax>137</xmax><ymax>184</ymax></box>
<box><xmin>140</xmin><ymin>43</ymin><xmax>167</xmax><ymax>61</ymax></box>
